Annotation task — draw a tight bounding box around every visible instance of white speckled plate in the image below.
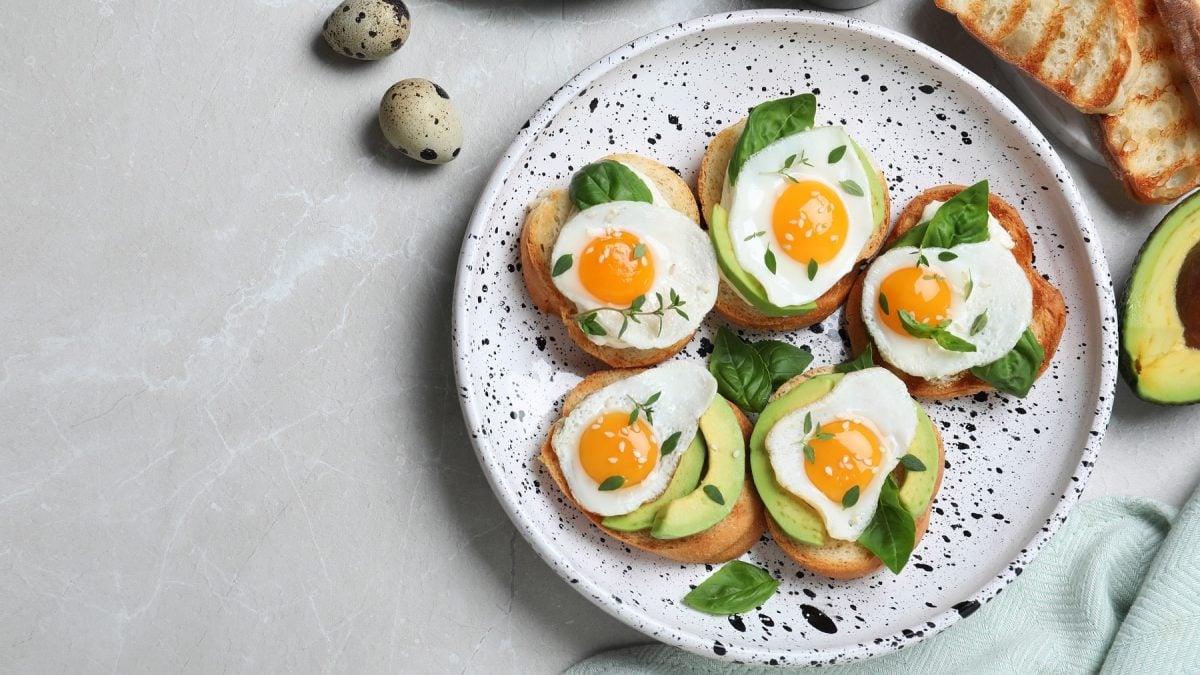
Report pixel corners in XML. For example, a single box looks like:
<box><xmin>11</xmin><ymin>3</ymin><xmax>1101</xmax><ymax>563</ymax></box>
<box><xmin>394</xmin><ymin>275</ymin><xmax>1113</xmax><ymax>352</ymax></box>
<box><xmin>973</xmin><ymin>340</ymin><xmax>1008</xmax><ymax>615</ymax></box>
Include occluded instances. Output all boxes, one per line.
<box><xmin>452</xmin><ymin>10</ymin><xmax>1116</xmax><ymax>666</ymax></box>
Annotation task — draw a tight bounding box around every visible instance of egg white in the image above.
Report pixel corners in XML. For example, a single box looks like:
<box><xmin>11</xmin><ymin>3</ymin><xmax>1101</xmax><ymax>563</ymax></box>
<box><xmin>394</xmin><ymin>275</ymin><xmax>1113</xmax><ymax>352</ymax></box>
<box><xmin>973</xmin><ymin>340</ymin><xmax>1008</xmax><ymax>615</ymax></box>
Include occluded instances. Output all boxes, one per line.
<box><xmin>552</xmin><ymin>361</ymin><xmax>718</xmax><ymax>516</ymax></box>
<box><xmin>764</xmin><ymin>368</ymin><xmax>917</xmax><ymax>541</ymax></box>
<box><xmin>551</xmin><ymin>201</ymin><xmax>718</xmax><ymax>350</ymax></box>
<box><xmin>861</xmin><ymin>241</ymin><xmax>1033</xmax><ymax>381</ymax></box>
<box><xmin>720</xmin><ymin>126</ymin><xmax>876</xmax><ymax>307</ymax></box>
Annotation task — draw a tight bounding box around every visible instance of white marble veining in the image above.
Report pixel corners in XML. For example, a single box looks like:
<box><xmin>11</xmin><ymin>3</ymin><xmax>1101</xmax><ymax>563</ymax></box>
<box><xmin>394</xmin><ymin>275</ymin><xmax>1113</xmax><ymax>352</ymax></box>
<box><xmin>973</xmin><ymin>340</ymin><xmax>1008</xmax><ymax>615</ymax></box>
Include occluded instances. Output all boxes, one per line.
<box><xmin>1</xmin><ymin>1</ymin><xmax>1196</xmax><ymax>672</ymax></box>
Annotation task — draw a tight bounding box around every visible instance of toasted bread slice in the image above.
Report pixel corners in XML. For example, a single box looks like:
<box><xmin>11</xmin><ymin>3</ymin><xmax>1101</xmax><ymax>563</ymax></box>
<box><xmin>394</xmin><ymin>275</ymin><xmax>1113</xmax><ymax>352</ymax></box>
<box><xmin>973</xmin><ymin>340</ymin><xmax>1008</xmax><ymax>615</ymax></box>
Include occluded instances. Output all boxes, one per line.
<box><xmin>935</xmin><ymin>0</ymin><xmax>1141</xmax><ymax>114</ymax></box>
<box><xmin>696</xmin><ymin>121</ymin><xmax>891</xmax><ymax>331</ymax></box>
<box><xmin>539</xmin><ymin>369</ymin><xmax>766</xmax><ymax>564</ymax></box>
<box><xmin>762</xmin><ymin>367</ymin><xmax>945</xmax><ymax>579</ymax></box>
<box><xmin>1157</xmin><ymin>0</ymin><xmax>1200</xmax><ymax>103</ymax></box>
<box><xmin>519</xmin><ymin>154</ymin><xmax>702</xmax><ymax>368</ymax></box>
<box><xmin>1098</xmin><ymin>0</ymin><xmax>1200</xmax><ymax>203</ymax></box>
<box><xmin>844</xmin><ymin>186</ymin><xmax>1067</xmax><ymax>400</ymax></box>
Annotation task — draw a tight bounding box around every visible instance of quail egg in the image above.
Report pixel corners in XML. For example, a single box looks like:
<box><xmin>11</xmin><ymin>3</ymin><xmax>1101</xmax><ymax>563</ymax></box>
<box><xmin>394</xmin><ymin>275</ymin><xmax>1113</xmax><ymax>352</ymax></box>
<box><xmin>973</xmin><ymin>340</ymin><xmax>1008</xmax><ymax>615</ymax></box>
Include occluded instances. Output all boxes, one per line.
<box><xmin>379</xmin><ymin>79</ymin><xmax>463</xmax><ymax>164</ymax></box>
<box><xmin>322</xmin><ymin>0</ymin><xmax>411</xmax><ymax>61</ymax></box>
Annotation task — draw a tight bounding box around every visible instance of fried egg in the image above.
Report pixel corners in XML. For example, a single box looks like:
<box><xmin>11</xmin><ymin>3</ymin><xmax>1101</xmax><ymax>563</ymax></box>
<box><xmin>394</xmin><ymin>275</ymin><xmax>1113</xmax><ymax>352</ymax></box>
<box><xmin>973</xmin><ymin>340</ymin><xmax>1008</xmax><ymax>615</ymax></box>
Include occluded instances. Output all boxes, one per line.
<box><xmin>721</xmin><ymin>126</ymin><xmax>876</xmax><ymax>307</ymax></box>
<box><xmin>764</xmin><ymin>368</ymin><xmax>917</xmax><ymax>540</ymax></box>
<box><xmin>551</xmin><ymin>201</ymin><xmax>718</xmax><ymax>350</ymax></box>
<box><xmin>860</xmin><ymin>204</ymin><xmax>1033</xmax><ymax>380</ymax></box>
<box><xmin>552</xmin><ymin>361</ymin><xmax>718</xmax><ymax>516</ymax></box>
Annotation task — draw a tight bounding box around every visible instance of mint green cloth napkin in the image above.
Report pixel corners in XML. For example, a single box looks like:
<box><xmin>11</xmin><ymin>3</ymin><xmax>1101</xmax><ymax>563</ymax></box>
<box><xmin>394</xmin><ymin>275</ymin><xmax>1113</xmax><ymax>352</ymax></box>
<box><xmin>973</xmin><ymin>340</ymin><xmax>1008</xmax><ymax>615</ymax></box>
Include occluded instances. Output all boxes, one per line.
<box><xmin>569</xmin><ymin>493</ymin><xmax>1200</xmax><ymax>674</ymax></box>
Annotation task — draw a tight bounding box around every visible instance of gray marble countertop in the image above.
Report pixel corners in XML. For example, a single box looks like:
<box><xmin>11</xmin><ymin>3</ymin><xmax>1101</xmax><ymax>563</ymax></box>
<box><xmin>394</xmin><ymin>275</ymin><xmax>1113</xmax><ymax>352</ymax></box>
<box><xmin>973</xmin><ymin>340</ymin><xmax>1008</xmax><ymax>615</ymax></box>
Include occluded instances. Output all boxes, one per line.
<box><xmin>4</xmin><ymin>1</ymin><xmax>1198</xmax><ymax>672</ymax></box>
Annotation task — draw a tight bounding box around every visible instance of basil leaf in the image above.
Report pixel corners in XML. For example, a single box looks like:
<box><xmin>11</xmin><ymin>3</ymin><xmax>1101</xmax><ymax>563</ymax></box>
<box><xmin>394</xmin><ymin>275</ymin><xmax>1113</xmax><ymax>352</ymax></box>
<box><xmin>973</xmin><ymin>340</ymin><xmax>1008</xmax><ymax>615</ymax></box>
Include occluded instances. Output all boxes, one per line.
<box><xmin>661</xmin><ymin>431</ymin><xmax>682</xmax><ymax>456</ymax></box>
<box><xmin>899</xmin><ymin>454</ymin><xmax>927</xmax><ymax>472</ymax></box>
<box><xmin>934</xmin><ymin>330</ymin><xmax>977</xmax><ymax>352</ymax></box>
<box><xmin>728</xmin><ymin>94</ymin><xmax>817</xmax><ymax>185</ymax></box>
<box><xmin>568</xmin><ymin>160</ymin><xmax>653</xmax><ymax>211</ymax></box>
<box><xmin>552</xmin><ymin>254</ymin><xmax>573</xmax><ymax>277</ymax></box>
<box><xmin>752</xmin><ymin>340</ymin><xmax>815</xmax><ymax>389</ymax></box>
<box><xmin>970</xmin><ymin>328</ymin><xmax>1044</xmax><ymax>397</ymax></box>
<box><xmin>703</xmin><ymin>485</ymin><xmax>725</xmax><ymax>506</ymax></box>
<box><xmin>683</xmin><ymin>561</ymin><xmax>780</xmax><ymax>615</ymax></box>
<box><xmin>857</xmin><ymin>476</ymin><xmax>916</xmax><ymax>574</ymax></box>
<box><xmin>835</xmin><ymin>344</ymin><xmax>875</xmax><ymax>373</ymax></box>
<box><xmin>708</xmin><ymin>326</ymin><xmax>772</xmax><ymax>413</ymax></box>
<box><xmin>898</xmin><ymin>310</ymin><xmax>941</xmax><ymax>339</ymax></box>
<box><xmin>890</xmin><ymin>180</ymin><xmax>990</xmax><ymax>250</ymax></box>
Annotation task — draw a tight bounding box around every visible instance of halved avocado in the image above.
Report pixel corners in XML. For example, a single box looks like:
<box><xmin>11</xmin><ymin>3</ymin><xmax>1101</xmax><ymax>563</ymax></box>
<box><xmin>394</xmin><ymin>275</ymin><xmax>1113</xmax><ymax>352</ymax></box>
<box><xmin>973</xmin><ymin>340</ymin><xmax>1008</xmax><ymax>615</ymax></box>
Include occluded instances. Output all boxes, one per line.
<box><xmin>749</xmin><ymin>372</ymin><xmax>940</xmax><ymax>545</ymax></box>
<box><xmin>709</xmin><ymin>139</ymin><xmax>886</xmax><ymax>316</ymax></box>
<box><xmin>1121</xmin><ymin>192</ymin><xmax>1200</xmax><ymax>405</ymax></box>
<box><xmin>601</xmin><ymin>434</ymin><xmax>705</xmax><ymax>532</ymax></box>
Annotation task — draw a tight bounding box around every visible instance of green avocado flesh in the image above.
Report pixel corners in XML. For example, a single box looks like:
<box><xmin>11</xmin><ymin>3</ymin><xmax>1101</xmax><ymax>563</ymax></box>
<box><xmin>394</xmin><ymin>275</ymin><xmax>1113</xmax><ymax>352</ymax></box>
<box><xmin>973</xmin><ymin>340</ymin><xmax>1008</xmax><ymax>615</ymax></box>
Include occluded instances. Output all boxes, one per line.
<box><xmin>749</xmin><ymin>373</ymin><xmax>940</xmax><ymax>545</ymax></box>
<box><xmin>1122</xmin><ymin>191</ymin><xmax>1200</xmax><ymax>405</ymax></box>
<box><xmin>709</xmin><ymin>139</ymin><xmax>885</xmax><ymax>316</ymax></box>
<box><xmin>651</xmin><ymin>397</ymin><xmax>746</xmax><ymax>540</ymax></box>
<box><xmin>601</xmin><ymin>434</ymin><xmax>705</xmax><ymax>532</ymax></box>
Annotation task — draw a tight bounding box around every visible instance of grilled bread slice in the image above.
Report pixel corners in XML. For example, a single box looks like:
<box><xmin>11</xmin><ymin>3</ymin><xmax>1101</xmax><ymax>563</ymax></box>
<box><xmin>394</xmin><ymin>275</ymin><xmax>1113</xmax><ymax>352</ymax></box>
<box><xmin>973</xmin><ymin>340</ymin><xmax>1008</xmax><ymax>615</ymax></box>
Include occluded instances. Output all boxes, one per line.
<box><xmin>844</xmin><ymin>186</ymin><xmax>1067</xmax><ymax>400</ymax></box>
<box><xmin>539</xmin><ymin>369</ymin><xmax>766</xmax><ymax>564</ymax></box>
<box><xmin>935</xmin><ymin>0</ymin><xmax>1141</xmax><ymax>114</ymax></box>
<box><xmin>1155</xmin><ymin>0</ymin><xmax>1200</xmax><ymax>104</ymax></box>
<box><xmin>1098</xmin><ymin>0</ymin><xmax>1200</xmax><ymax>203</ymax></box>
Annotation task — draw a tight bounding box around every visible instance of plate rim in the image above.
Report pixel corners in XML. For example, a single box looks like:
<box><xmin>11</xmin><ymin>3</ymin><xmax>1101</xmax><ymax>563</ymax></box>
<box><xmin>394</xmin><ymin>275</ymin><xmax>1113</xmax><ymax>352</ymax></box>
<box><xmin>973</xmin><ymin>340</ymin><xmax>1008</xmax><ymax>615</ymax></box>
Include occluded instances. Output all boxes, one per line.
<box><xmin>451</xmin><ymin>9</ymin><xmax>1117</xmax><ymax>665</ymax></box>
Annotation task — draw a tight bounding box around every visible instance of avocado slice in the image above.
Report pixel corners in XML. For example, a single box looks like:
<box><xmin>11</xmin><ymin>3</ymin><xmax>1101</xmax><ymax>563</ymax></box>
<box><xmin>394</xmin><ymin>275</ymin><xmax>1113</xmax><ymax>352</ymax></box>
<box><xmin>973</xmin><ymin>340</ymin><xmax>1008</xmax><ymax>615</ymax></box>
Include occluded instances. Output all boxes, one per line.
<box><xmin>651</xmin><ymin>397</ymin><xmax>745</xmax><ymax>540</ymax></box>
<box><xmin>709</xmin><ymin>140</ymin><xmax>886</xmax><ymax>315</ymax></box>
<box><xmin>601</xmin><ymin>434</ymin><xmax>706</xmax><ymax>532</ymax></box>
<box><xmin>749</xmin><ymin>373</ymin><xmax>941</xmax><ymax>544</ymax></box>
<box><xmin>1121</xmin><ymin>191</ymin><xmax>1200</xmax><ymax>405</ymax></box>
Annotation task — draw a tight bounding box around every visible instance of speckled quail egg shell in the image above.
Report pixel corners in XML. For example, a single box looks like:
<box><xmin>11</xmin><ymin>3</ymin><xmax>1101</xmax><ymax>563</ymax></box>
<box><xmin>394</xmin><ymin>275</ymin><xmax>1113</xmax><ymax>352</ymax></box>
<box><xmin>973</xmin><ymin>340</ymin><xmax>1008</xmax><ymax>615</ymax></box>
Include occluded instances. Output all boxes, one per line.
<box><xmin>322</xmin><ymin>0</ymin><xmax>411</xmax><ymax>61</ymax></box>
<box><xmin>379</xmin><ymin>79</ymin><xmax>463</xmax><ymax>164</ymax></box>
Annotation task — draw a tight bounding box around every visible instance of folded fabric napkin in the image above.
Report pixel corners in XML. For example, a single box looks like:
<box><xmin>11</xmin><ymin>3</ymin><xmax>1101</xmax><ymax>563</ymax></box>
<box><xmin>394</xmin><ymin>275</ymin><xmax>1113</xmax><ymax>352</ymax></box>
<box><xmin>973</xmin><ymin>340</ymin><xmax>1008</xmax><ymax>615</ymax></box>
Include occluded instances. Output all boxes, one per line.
<box><xmin>569</xmin><ymin>492</ymin><xmax>1200</xmax><ymax>674</ymax></box>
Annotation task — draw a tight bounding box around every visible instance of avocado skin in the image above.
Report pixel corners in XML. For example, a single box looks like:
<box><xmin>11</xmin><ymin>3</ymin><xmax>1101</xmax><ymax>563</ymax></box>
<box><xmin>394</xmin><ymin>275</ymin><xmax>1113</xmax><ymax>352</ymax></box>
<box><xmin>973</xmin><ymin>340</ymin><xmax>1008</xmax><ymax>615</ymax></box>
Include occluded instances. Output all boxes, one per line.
<box><xmin>709</xmin><ymin>139</ymin><xmax>886</xmax><ymax>315</ymax></box>
<box><xmin>651</xmin><ymin>397</ymin><xmax>745</xmax><ymax>540</ymax></box>
<box><xmin>1120</xmin><ymin>191</ymin><xmax>1200</xmax><ymax>405</ymax></box>
<box><xmin>749</xmin><ymin>373</ymin><xmax>941</xmax><ymax>544</ymax></box>
<box><xmin>601</xmin><ymin>434</ymin><xmax>705</xmax><ymax>532</ymax></box>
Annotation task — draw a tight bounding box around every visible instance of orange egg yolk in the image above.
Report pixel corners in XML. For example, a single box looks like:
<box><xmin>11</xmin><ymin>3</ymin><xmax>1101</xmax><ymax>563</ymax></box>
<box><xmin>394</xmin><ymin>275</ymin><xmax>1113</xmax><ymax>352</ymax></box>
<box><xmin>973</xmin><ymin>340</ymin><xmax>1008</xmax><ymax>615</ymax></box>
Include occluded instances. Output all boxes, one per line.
<box><xmin>804</xmin><ymin>418</ymin><xmax>884</xmax><ymax>504</ymax></box>
<box><xmin>877</xmin><ymin>266</ymin><xmax>953</xmax><ymax>335</ymax></box>
<box><xmin>577</xmin><ymin>230</ymin><xmax>655</xmax><ymax>307</ymax></box>
<box><xmin>771</xmin><ymin>180</ymin><xmax>849</xmax><ymax>266</ymax></box>
<box><xmin>578</xmin><ymin>411</ymin><xmax>659</xmax><ymax>488</ymax></box>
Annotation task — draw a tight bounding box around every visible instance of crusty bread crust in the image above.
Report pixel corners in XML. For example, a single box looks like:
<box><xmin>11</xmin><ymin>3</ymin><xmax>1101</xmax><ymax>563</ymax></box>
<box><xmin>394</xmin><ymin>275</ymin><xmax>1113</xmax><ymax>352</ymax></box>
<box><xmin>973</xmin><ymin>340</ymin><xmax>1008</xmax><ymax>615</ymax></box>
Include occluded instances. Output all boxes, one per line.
<box><xmin>1156</xmin><ymin>0</ymin><xmax>1200</xmax><ymax>104</ymax></box>
<box><xmin>696</xmin><ymin>121</ymin><xmax>891</xmax><ymax>331</ymax></box>
<box><xmin>519</xmin><ymin>154</ymin><xmax>703</xmax><ymax>368</ymax></box>
<box><xmin>844</xmin><ymin>186</ymin><xmax>1067</xmax><ymax>400</ymax></box>
<box><xmin>761</xmin><ymin>367</ymin><xmax>945</xmax><ymax>579</ymax></box>
<box><xmin>539</xmin><ymin>369</ymin><xmax>766</xmax><ymax>564</ymax></box>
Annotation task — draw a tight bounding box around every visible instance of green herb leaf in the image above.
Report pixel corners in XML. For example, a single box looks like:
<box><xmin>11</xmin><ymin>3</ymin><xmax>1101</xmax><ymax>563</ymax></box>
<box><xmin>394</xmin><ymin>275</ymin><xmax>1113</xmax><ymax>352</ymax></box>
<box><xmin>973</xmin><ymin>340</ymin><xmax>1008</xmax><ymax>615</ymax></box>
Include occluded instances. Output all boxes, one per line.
<box><xmin>682</xmin><ymin>561</ymin><xmax>780</xmax><ymax>615</ymax></box>
<box><xmin>807</xmin><ymin>258</ymin><xmax>818</xmax><ymax>281</ymax></box>
<box><xmin>578</xmin><ymin>313</ymin><xmax>606</xmax><ymax>336</ymax></box>
<box><xmin>568</xmin><ymin>160</ymin><xmax>654</xmax><ymax>211</ymax></box>
<box><xmin>783</xmin><ymin>154</ymin><xmax>796</xmax><ymax>169</ymax></box>
<box><xmin>828</xmin><ymin>144</ymin><xmax>847</xmax><ymax>164</ymax></box>
<box><xmin>934</xmin><ymin>329</ymin><xmax>977</xmax><ymax>353</ymax></box>
<box><xmin>803</xmin><ymin>443</ymin><xmax>816</xmax><ymax>464</ymax></box>
<box><xmin>964</xmin><ymin>271</ymin><xmax>974</xmax><ymax>300</ymax></box>
<box><xmin>917</xmin><ymin>252</ymin><xmax>930</xmax><ymax>267</ymax></box>
<box><xmin>661</xmin><ymin>431</ymin><xmax>682</xmax><ymax>457</ymax></box>
<box><xmin>842</xmin><ymin>485</ymin><xmax>860</xmax><ymax>508</ymax></box>
<box><xmin>618</xmin><ymin>316</ymin><xmax>630</xmax><ymax>338</ymax></box>
<box><xmin>752</xmin><ymin>340</ymin><xmax>815</xmax><ymax>389</ymax></box>
<box><xmin>834</xmin><ymin>344</ymin><xmax>875</xmax><ymax>373</ymax></box>
<box><xmin>899</xmin><ymin>454</ymin><xmax>927</xmax><ymax>472</ymax></box>
<box><xmin>813</xmin><ymin>431</ymin><xmax>835</xmax><ymax>441</ymax></box>
<box><xmin>764</xmin><ymin>248</ymin><xmax>777</xmax><ymax>274</ymax></box>
<box><xmin>970</xmin><ymin>312</ymin><xmax>988</xmax><ymax>336</ymax></box>
<box><xmin>645</xmin><ymin>391</ymin><xmax>661</xmax><ymax>406</ymax></box>
<box><xmin>879</xmin><ymin>292</ymin><xmax>890</xmax><ymax>316</ymax></box>
<box><xmin>598</xmin><ymin>476</ymin><xmax>625</xmax><ymax>491</ymax></box>
<box><xmin>632</xmin><ymin>243</ymin><xmax>647</xmax><ymax>260</ymax></box>
<box><xmin>970</xmin><ymin>328</ymin><xmax>1044</xmax><ymax>397</ymax></box>
<box><xmin>552</xmin><ymin>254</ymin><xmax>573</xmax><ymax>277</ymax></box>
<box><xmin>703</xmin><ymin>485</ymin><xmax>725</xmax><ymax>506</ymax></box>
<box><xmin>890</xmin><ymin>180</ymin><xmax>990</xmax><ymax>250</ymax></box>
<box><xmin>898</xmin><ymin>310</ymin><xmax>942</xmax><ymax>339</ymax></box>
<box><xmin>728</xmin><ymin>94</ymin><xmax>817</xmax><ymax>185</ymax></box>
<box><xmin>803</xmin><ymin>411</ymin><xmax>813</xmax><ymax>435</ymax></box>
<box><xmin>708</xmin><ymin>326</ymin><xmax>772</xmax><ymax>413</ymax></box>
<box><xmin>839</xmin><ymin>179</ymin><xmax>864</xmax><ymax>197</ymax></box>
<box><xmin>744</xmin><ymin>230</ymin><xmax>766</xmax><ymax>241</ymax></box>
<box><xmin>938</xmin><ymin>251</ymin><xmax>958</xmax><ymax>261</ymax></box>
<box><xmin>629</xmin><ymin>295</ymin><xmax>646</xmax><ymax>312</ymax></box>
<box><xmin>857</xmin><ymin>476</ymin><xmax>916</xmax><ymax>574</ymax></box>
